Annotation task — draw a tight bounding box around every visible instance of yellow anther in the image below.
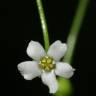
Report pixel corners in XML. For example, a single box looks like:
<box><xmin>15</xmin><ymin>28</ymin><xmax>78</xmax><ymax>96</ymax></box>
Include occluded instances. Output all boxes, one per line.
<box><xmin>49</xmin><ymin>64</ymin><xmax>54</xmax><ymax>68</ymax></box>
<box><xmin>45</xmin><ymin>67</ymin><xmax>50</xmax><ymax>71</ymax></box>
<box><xmin>41</xmin><ymin>58</ymin><xmax>46</xmax><ymax>63</ymax></box>
<box><xmin>47</xmin><ymin>58</ymin><xmax>52</xmax><ymax>64</ymax></box>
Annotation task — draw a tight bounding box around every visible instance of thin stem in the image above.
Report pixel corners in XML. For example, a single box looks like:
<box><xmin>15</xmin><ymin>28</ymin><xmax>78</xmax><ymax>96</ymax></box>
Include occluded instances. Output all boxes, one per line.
<box><xmin>64</xmin><ymin>0</ymin><xmax>89</xmax><ymax>63</ymax></box>
<box><xmin>36</xmin><ymin>0</ymin><xmax>50</xmax><ymax>51</ymax></box>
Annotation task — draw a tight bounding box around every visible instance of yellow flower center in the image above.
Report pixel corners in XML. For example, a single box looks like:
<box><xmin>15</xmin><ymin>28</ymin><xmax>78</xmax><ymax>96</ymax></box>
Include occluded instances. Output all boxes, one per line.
<box><xmin>39</xmin><ymin>56</ymin><xmax>55</xmax><ymax>72</ymax></box>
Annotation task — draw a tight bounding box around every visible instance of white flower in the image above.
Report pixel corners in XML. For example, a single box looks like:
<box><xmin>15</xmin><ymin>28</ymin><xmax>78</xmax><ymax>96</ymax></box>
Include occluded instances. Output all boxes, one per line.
<box><xmin>17</xmin><ymin>40</ymin><xmax>75</xmax><ymax>93</ymax></box>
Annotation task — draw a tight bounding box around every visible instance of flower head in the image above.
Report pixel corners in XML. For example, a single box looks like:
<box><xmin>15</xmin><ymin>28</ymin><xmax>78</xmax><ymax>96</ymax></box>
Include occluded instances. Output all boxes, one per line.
<box><xmin>17</xmin><ymin>40</ymin><xmax>75</xmax><ymax>93</ymax></box>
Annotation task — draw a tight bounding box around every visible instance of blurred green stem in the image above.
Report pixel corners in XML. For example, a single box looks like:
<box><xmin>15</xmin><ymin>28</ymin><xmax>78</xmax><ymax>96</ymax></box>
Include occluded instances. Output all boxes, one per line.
<box><xmin>36</xmin><ymin>0</ymin><xmax>50</xmax><ymax>51</ymax></box>
<box><xmin>55</xmin><ymin>0</ymin><xmax>89</xmax><ymax>96</ymax></box>
<box><xmin>64</xmin><ymin>0</ymin><xmax>89</xmax><ymax>63</ymax></box>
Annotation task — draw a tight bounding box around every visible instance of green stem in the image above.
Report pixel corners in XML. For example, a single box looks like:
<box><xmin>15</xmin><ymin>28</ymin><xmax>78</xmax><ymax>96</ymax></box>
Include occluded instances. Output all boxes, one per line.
<box><xmin>36</xmin><ymin>0</ymin><xmax>50</xmax><ymax>51</ymax></box>
<box><xmin>55</xmin><ymin>0</ymin><xmax>89</xmax><ymax>96</ymax></box>
<box><xmin>64</xmin><ymin>0</ymin><xmax>89</xmax><ymax>64</ymax></box>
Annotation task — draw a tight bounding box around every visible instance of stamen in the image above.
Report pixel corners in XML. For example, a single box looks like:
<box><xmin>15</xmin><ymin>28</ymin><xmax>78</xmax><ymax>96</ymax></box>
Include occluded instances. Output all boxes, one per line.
<box><xmin>39</xmin><ymin>56</ymin><xmax>55</xmax><ymax>71</ymax></box>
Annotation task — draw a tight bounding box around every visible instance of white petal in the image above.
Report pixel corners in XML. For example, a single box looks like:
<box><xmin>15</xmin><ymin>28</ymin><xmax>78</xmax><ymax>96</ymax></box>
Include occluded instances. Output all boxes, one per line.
<box><xmin>47</xmin><ymin>40</ymin><xmax>67</xmax><ymax>61</ymax></box>
<box><xmin>41</xmin><ymin>71</ymin><xmax>58</xmax><ymax>93</ymax></box>
<box><xmin>18</xmin><ymin>61</ymin><xmax>41</xmax><ymax>80</ymax></box>
<box><xmin>23</xmin><ymin>74</ymin><xmax>36</xmax><ymax>80</ymax></box>
<box><xmin>55</xmin><ymin>62</ymin><xmax>75</xmax><ymax>78</ymax></box>
<box><xmin>27</xmin><ymin>41</ymin><xmax>46</xmax><ymax>60</ymax></box>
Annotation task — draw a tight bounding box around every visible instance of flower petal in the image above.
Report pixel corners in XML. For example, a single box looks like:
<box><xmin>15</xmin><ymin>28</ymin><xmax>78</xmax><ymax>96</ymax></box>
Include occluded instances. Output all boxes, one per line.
<box><xmin>47</xmin><ymin>40</ymin><xmax>67</xmax><ymax>61</ymax></box>
<box><xmin>41</xmin><ymin>71</ymin><xmax>58</xmax><ymax>93</ymax></box>
<box><xmin>55</xmin><ymin>62</ymin><xmax>75</xmax><ymax>78</ymax></box>
<box><xmin>18</xmin><ymin>61</ymin><xmax>41</xmax><ymax>80</ymax></box>
<box><xmin>27</xmin><ymin>41</ymin><xmax>46</xmax><ymax>60</ymax></box>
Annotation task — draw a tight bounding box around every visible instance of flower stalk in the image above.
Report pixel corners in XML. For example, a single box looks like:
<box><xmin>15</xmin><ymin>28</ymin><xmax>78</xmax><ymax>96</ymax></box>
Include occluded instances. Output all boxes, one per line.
<box><xmin>64</xmin><ymin>0</ymin><xmax>89</xmax><ymax>64</ymax></box>
<box><xmin>36</xmin><ymin>0</ymin><xmax>50</xmax><ymax>51</ymax></box>
<box><xmin>54</xmin><ymin>0</ymin><xmax>89</xmax><ymax>96</ymax></box>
